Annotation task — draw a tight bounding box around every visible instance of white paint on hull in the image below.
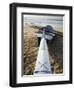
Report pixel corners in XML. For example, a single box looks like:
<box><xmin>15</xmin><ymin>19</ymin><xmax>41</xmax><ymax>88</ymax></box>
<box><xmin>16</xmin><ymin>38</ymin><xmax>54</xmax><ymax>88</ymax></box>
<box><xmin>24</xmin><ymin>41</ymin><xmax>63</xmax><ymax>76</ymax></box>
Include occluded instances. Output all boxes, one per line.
<box><xmin>34</xmin><ymin>34</ymin><xmax>52</xmax><ymax>74</ymax></box>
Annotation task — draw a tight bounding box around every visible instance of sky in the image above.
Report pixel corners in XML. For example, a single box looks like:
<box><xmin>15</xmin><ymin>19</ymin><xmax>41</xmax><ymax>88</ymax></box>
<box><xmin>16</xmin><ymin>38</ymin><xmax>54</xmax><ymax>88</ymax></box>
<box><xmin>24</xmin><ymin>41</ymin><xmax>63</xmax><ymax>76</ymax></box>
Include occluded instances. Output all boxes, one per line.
<box><xmin>23</xmin><ymin>14</ymin><xmax>64</xmax><ymax>32</ymax></box>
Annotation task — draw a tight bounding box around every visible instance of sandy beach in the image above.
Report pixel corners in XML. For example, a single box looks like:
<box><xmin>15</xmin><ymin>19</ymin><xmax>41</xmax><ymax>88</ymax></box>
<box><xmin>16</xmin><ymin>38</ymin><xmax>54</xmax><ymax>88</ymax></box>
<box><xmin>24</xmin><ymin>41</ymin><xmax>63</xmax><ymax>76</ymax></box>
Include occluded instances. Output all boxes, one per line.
<box><xmin>23</xmin><ymin>24</ymin><xmax>63</xmax><ymax>75</ymax></box>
